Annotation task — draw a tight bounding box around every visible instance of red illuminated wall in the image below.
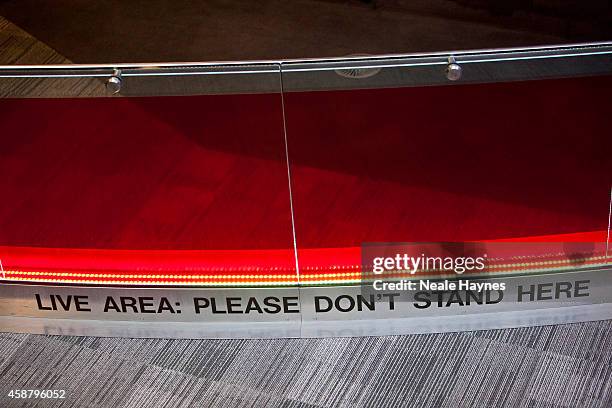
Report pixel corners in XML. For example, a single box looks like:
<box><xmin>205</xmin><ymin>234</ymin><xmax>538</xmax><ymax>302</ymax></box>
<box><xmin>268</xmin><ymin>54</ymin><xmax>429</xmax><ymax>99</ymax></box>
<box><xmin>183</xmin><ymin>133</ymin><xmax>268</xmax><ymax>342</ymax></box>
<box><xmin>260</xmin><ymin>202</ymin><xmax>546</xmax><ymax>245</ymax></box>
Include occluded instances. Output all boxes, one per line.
<box><xmin>0</xmin><ymin>76</ymin><xmax>610</xmax><ymax>284</ymax></box>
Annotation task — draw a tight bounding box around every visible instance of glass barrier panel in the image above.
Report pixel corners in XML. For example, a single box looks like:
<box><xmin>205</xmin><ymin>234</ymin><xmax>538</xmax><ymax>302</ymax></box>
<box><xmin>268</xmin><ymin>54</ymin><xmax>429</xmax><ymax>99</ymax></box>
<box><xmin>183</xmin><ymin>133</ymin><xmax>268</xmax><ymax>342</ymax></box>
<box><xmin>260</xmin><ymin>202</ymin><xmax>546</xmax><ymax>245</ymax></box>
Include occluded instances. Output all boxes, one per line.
<box><xmin>281</xmin><ymin>47</ymin><xmax>612</xmax><ymax>323</ymax></box>
<box><xmin>0</xmin><ymin>65</ymin><xmax>299</xmax><ymax>297</ymax></box>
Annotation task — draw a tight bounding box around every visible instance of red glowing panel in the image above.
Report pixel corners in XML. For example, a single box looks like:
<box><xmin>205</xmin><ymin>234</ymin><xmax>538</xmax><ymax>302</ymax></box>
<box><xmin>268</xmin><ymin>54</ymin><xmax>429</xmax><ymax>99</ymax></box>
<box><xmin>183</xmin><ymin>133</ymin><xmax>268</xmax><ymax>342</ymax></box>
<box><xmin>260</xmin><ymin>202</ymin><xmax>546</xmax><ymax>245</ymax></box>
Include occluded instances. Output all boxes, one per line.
<box><xmin>0</xmin><ymin>230</ymin><xmax>607</xmax><ymax>286</ymax></box>
<box><xmin>284</xmin><ymin>76</ymin><xmax>612</xmax><ymax>250</ymax></box>
<box><xmin>0</xmin><ymin>94</ymin><xmax>298</xmax><ymax>283</ymax></box>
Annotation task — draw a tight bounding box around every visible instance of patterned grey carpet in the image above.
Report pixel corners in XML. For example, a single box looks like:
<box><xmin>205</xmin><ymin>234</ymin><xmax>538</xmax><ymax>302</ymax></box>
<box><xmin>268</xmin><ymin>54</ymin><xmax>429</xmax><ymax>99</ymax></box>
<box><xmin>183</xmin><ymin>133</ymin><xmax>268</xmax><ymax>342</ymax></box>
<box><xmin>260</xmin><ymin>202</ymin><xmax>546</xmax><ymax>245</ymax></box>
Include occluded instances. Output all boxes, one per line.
<box><xmin>1</xmin><ymin>321</ymin><xmax>612</xmax><ymax>407</ymax></box>
<box><xmin>1</xmin><ymin>15</ymin><xmax>612</xmax><ymax>408</ymax></box>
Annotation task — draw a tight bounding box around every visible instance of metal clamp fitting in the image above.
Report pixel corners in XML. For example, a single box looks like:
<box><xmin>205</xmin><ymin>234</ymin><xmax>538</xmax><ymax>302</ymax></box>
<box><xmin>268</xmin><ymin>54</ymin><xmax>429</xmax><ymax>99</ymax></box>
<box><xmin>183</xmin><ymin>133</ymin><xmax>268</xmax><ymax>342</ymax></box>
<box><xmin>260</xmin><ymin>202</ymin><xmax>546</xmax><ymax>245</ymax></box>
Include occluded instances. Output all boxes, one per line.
<box><xmin>105</xmin><ymin>69</ymin><xmax>122</xmax><ymax>94</ymax></box>
<box><xmin>446</xmin><ymin>56</ymin><xmax>462</xmax><ymax>81</ymax></box>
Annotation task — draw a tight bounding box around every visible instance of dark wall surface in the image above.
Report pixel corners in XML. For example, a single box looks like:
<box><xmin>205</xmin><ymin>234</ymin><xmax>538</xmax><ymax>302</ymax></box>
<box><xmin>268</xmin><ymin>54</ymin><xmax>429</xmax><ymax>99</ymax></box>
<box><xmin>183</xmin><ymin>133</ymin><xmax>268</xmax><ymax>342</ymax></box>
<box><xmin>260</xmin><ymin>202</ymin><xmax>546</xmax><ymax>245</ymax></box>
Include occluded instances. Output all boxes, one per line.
<box><xmin>1</xmin><ymin>0</ymin><xmax>610</xmax><ymax>63</ymax></box>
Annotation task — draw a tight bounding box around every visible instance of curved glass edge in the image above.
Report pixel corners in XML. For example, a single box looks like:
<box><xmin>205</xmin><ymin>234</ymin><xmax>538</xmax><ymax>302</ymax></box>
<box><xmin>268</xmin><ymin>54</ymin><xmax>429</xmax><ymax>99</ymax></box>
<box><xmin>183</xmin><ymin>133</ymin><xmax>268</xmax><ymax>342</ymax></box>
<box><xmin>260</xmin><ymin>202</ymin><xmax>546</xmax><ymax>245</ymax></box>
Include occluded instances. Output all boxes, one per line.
<box><xmin>0</xmin><ymin>64</ymin><xmax>282</xmax><ymax>97</ymax></box>
<box><xmin>0</xmin><ymin>265</ymin><xmax>610</xmax><ymax>338</ymax></box>
<box><xmin>2</xmin><ymin>304</ymin><xmax>611</xmax><ymax>338</ymax></box>
<box><xmin>0</xmin><ymin>43</ymin><xmax>610</xmax><ymax>97</ymax></box>
<box><xmin>281</xmin><ymin>53</ymin><xmax>612</xmax><ymax>92</ymax></box>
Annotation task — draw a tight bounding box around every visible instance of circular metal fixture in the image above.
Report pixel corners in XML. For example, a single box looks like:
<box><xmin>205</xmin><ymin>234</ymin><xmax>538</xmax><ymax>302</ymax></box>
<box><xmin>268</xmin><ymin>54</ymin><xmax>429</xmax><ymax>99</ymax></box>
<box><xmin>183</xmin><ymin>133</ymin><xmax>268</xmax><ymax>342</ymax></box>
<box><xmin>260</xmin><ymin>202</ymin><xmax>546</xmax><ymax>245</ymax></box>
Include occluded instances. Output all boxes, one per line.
<box><xmin>446</xmin><ymin>56</ymin><xmax>462</xmax><ymax>81</ymax></box>
<box><xmin>105</xmin><ymin>69</ymin><xmax>122</xmax><ymax>94</ymax></box>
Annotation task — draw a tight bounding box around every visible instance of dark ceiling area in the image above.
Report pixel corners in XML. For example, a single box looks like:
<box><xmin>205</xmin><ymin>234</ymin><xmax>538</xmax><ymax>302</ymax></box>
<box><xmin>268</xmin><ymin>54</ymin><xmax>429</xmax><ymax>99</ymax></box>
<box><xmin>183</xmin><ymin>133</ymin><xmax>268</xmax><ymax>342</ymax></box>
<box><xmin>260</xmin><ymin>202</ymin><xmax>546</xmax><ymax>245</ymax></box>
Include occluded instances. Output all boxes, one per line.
<box><xmin>0</xmin><ymin>0</ymin><xmax>610</xmax><ymax>64</ymax></box>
